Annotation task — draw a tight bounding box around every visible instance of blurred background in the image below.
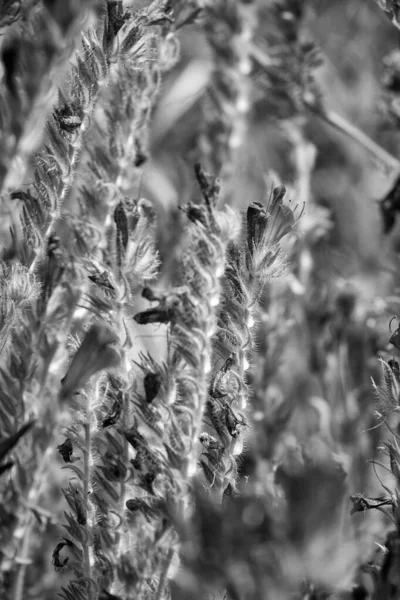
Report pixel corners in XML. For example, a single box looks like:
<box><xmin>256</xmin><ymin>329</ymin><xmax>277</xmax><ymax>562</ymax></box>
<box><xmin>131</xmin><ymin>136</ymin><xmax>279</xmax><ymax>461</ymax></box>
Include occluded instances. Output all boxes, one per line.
<box><xmin>146</xmin><ymin>0</ymin><xmax>398</xmax><ymax>261</ymax></box>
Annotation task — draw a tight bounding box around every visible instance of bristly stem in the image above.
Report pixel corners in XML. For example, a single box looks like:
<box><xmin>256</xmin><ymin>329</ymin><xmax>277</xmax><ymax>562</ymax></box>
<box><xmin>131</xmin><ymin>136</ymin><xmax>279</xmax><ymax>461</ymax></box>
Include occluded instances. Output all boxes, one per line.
<box><xmin>83</xmin><ymin>385</ymin><xmax>95</xmax><ymax>600</ymax></box>
<box><xmin>12</xmin><ymin>518</ymin><xmax>33</xmax><ymax>600</ymax></box>
<box><xmin>12</xmin><ymin>444</ymin><xmax>53</xmax><ymax>600</ymax></box>
<box><xmin>28</xmin><ymin>219</ymin><xmax>56</xmax><ymax>274</ymax></box>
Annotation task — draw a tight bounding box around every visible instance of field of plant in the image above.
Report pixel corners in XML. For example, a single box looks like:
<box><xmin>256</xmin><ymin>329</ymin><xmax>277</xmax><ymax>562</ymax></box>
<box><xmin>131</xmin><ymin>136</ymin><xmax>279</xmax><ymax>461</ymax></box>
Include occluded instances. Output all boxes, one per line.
<box><xmin>3</xmin><ymin>1</ymin><xmax>400</xmax><ymax>599</ymax></box>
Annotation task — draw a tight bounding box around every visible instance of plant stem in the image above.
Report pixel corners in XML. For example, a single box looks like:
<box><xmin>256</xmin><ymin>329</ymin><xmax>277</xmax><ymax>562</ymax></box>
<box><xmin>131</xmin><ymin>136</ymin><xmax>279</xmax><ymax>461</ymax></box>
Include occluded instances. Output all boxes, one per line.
<box><xmin>12</xmin><ymin>444</ymin><xmax>53</xmax><ymax>600</ymax></box>
<box><xmin>304</xmin><ymin>99</ymin><xmax>400</xmax><ymax>174</ymax></box>
<box><xmin>83</xmin><ymin>385</ymin><xmax>95</xmax><ymax>600</ymax></box>
<box><xmin>12</xmin><ymin>517</ymin><xmax>33</xmax><ymax>600</ymax></box>
<box><xmin>28</xmin><ymin>219</ymin><xmax>56</xmax><ymax>274</ymax></box>
<box><xmin>155</xmin><ymin>549</ymin><xmax>174</xmax><ymax>600</ymax></box>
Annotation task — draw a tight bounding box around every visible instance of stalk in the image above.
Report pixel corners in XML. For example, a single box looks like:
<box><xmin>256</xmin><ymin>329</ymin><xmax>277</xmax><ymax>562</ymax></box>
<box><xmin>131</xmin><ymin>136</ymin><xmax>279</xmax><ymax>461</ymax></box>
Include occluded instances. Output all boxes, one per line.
<box><xmin>12</xmin><ymin>445</ymin><xmax>53</xmax><ymax>600</ymax></box>
<box><xmin>155</xmin><ymin>549</ymin><xmax>174</xmax><ymax>600</ymax></box>
<box><xmin>82</xmin><ymin>384</ymin><xmax>95</xmax><ymax>599</ymax></box>
<box><xmin>304</xmin><ymin>99</ymin><xmax>400</xmax><ymax>174</ymax></box>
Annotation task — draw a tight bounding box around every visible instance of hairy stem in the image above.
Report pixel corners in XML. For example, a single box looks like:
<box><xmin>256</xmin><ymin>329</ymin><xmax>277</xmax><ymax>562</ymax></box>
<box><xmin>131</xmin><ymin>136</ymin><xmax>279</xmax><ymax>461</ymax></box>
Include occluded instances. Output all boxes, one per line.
<box><xmin>83</xmin><ymin>385</ymin><xmax>95</xmax><ymax>599</ymax></box>
<box><xmin>12</xmin><ymin>445</ymin><xmax>53</xmax><ymax>600</ymax></box>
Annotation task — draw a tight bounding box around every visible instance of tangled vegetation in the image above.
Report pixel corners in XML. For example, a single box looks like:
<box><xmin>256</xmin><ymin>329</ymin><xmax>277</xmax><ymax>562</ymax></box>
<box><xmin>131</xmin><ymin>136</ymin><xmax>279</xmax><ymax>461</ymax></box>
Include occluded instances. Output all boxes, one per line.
<box><xmin>3</xmin><ymin>1</ymin><xmax>400</xmax><ymax>599</ymax></box>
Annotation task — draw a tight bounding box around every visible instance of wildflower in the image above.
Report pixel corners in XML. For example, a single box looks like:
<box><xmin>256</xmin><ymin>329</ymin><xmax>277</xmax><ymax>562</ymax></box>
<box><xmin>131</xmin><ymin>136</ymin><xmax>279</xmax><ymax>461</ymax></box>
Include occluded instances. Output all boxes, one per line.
<box><xmin>246</xmin><ymin>185</ymin><xmax>297</xmax><ymax>279</ymax></box>
<box><xmin>56</xmin><ymin>438</ymin><xmax>74</xmax><ymax>463</ymax></box>
<box><xmin>60</xmin><ymin>323</ymin><xmax>121</xmax><ymax>401</ymax></box>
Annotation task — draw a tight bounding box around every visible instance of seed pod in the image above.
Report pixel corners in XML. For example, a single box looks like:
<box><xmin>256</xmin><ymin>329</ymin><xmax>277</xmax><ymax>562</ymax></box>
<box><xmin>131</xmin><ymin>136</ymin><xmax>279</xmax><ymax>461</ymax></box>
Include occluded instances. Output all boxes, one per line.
<box><xmin>225</xmin><ymin>405</ymin><xmax>245</xmax><ymax>438</ymax></box>
<box><xmin>389</xmin><ymin>359</ymin><xmax>400</xmax><ymax>381</ymax></box>
<box><xmin>56</xmin><ymin>438</ymin><xmax>73</xmax><ymax>463</ymax></box>
<box><xmin>88</xmin><ymin>271</ymin><xmax>116</xmax><ymax>296</ymax></box>
<box><xmin>63</xmin><ymin>484</ymin><xmax>87</xmax><ymax>525</ymax></box>
<box><xmin>114</xmin><ymin>202</ymin><xmax>129</xmax><ymax>250</ymax></box>
<box><xmin>102</xmin><ymin>395</ymin><xmax>122</xmax><ymax>427</ymax></box>
<box><xmin>390</xmin><ymin>325</ymin><xmax>400</xmax><ymax>350</ymax></box>
<box><xmin>104</xmin><ymin>0</ymin><xmax>130</xmax><ymax>51</ymax></box>
<box><xmin>247</xmin><ymin>201</ymin><xmax>268</xmax><ymax>257</ymax></box>
<box><xmin>144</xmin><ymin>371</ymin><xmax>162</xmax><ymax>403</ymax></box>
<box><xmin>184</xmin><ymin>203</ymin><xmax>208</xmax><ymax>227</ymax></box>
<box><xmin>114</xmin><ymin>202</ymin><xmax>129</xmax><ymax>269</ymax></box>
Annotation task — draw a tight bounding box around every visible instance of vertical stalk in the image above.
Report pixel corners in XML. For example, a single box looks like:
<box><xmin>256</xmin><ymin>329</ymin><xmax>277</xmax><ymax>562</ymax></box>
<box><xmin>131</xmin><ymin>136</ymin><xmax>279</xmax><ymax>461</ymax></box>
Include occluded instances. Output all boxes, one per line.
<box><xmin>303</xmin><ymin>99</ymin><xmax>400</xmax><ymax>175</ymax></box>
<box><xmin>12</xmin><ymin>519</ymin><xmax>33</xmax><ymax>600</ymax></box>
<box><xmin>155</xmin><ymin>549</ymin><xmax>174</xmax><ymax>600</ymax></box>
<box><xmin>12</xmin><ymin>445</ymin><xmax>54</xmax><ymax>600</ymax></box>
<box><xmin>82</xmin><ymin>383</ymin><xmax>96</xmax><ymax>600</ymax></box>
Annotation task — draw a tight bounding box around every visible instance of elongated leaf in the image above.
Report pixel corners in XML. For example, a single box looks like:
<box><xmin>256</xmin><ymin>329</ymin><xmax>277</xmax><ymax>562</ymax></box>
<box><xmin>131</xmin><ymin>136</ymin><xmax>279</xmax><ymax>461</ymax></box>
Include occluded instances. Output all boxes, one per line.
<box><xmin>0</xmin><ymin>419</ymin><xmax>35</xmax><ymax>462</ymax></box>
